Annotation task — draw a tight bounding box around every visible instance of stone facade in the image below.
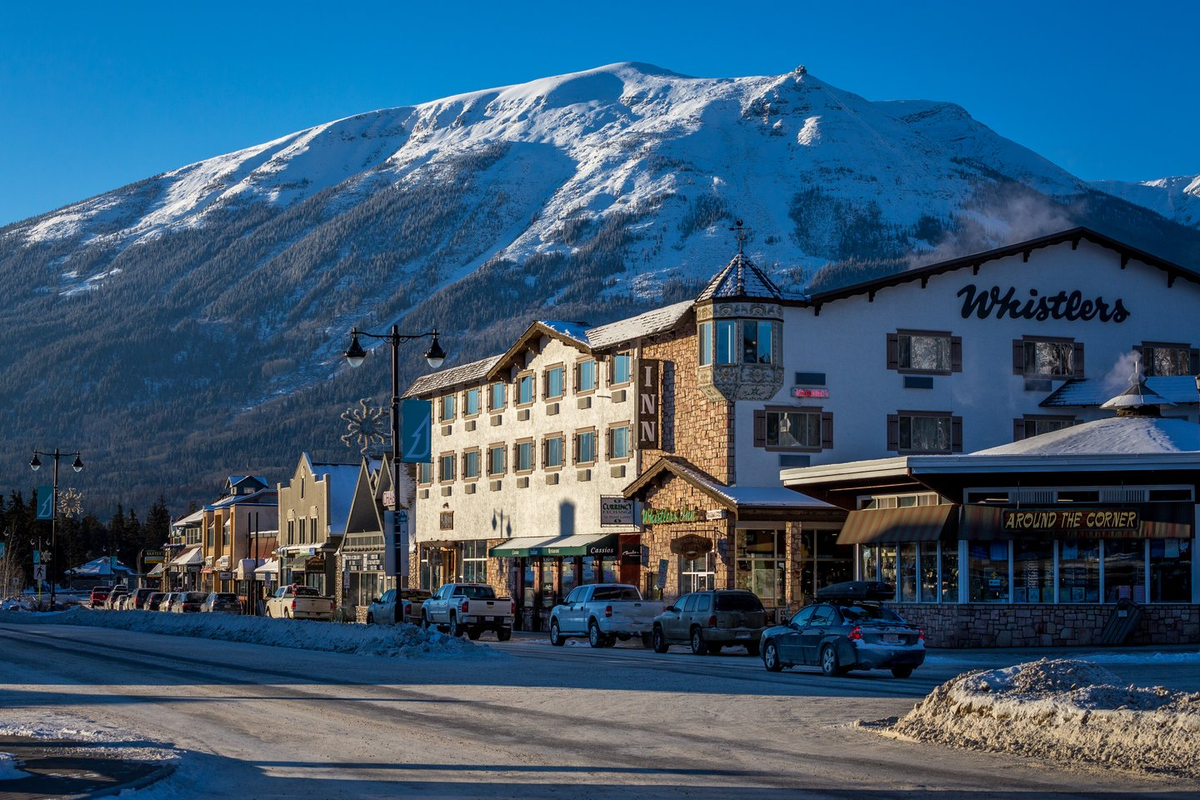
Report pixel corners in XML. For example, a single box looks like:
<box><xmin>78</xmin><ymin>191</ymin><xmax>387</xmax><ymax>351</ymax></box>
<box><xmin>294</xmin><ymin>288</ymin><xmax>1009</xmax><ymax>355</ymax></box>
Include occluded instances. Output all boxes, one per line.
<box><xmin>638</xmin><ymin>474</ymin><xmax>733</xmax><ymax>601</ymax></box>
<box><xmin>642</xmin><ymin>326</ymin><xmax>734</xmax><ymax>482</ymax></box>
<box><xmin>900</xmin><ymin>603</ymin><xmax>1200</xmax><ymax>648</ymax></box>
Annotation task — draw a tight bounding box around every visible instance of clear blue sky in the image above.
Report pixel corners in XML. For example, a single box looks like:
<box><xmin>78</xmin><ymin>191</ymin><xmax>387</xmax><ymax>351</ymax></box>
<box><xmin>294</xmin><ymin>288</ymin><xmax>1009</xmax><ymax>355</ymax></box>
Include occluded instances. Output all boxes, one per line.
<box><xmin>2</xmin><ymin>0</ymin><xmax>1197</xmax><ymax>227</ymax></box>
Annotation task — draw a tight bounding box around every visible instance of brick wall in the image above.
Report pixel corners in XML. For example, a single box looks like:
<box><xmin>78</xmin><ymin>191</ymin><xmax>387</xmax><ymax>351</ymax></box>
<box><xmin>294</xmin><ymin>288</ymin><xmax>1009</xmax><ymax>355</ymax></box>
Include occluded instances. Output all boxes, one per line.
<box><xmin>642</xmin><ymin>327</ymin><xmax>734</xmax><ymax>483</ymax></box>
<box><xmin>898</xmin><ymin>603</ymin><xmax>1200</xmax><ymax>648</ymax></box>
<box><xmin>639</xmin><ymin>473</ymin><xmax>732</xmax><ymax>603</ymax></box>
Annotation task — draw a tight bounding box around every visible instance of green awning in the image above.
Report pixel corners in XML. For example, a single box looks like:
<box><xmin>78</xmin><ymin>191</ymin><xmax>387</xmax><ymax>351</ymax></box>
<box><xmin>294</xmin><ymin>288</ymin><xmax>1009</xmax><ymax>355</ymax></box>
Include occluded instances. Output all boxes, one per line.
<box><xmin>490</xmin><ymin>533</ymin><xmax>621</xmax><ymax>558</ymax></box>
<box><xmin>837</xmin><ymin>505</ymin><xmax>957</xmax><ymax>545</ymax></box>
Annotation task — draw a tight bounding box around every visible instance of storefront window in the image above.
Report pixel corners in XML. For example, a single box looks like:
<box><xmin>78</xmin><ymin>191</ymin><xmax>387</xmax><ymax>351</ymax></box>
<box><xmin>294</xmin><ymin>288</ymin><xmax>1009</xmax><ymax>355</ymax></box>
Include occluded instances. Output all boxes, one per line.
<box><xmin>562</xmin><ymin>560</ymin><xmax>578</xmax><ymax>595</ymax></box>
<box><xmin>941</xmin><ymin>544</ymin><xmax>958</xmax><ymax>602</ymax></box>
<box><xmin>859</xmin><ymin>545</ymin><xmax>878</xmax><ymax>582</ymax></box>
<box><xmin>1150</xmin><ymin>538</ymin><xmax>1192</xmax><ymax>602</ymax></box>
<box><xmin>879</xmin><ymin>545</ymin><xmax>897</xmax><ymax>589</ymax></box>
<box><xmin>918</xmin><ymin>541</ymin><xmax>938</xmax><ymax>602</ymax></box>
<box><xmin>735</xmin><ymin>529</ymin><xmax>785</xmax><ymax>606</ymax></box>
<box><xmin>968</xmin><ymin>541</ymin><xmax>1010</xmax><ymax>602</ymax></box>
<box><xmin>461</xmin><ymin>540</ymin><xmax>487</xmax><ymax>584</ymax></box>
<box><xmin>897</xmin><ymin>543</ymin><xmax>917</xmax><ymax>602</ymax></box>
<box><xmin>680</xmin><ymin>553</ymin><xmax>715</xmax><ymax>593</ymax></box>
<box><xmin>1013</xmin><ymin>540</ymin><xmax>1053</xmax><ymax>603</ymax></box>
<box><xmin>1104</xmin><ymin>539</ymin><xmax>1146</xmax><ymax>603</ymax></box>
<box><xmin>1058</xmin><ymin>539</ymin><xmax>1100</xmax><ymax>603</ymax></box>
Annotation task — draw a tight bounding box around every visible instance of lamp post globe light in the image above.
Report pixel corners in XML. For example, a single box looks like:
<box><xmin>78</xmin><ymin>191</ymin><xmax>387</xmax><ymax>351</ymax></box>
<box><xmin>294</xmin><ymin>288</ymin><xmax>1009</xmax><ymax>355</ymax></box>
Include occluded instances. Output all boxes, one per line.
<box><xmin>344</xmin><ymin>325</ymin><xmax>445</xmax><ymax>521</ymax></box>
<box><xmin>29</xmin><ymin>447</ymin><xmax>84</xmax><ymax>608</ymax></box>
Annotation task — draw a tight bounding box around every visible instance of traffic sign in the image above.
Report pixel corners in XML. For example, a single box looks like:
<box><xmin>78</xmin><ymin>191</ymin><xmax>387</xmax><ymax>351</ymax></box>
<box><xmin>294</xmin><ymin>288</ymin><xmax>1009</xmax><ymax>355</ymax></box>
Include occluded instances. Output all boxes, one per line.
<box><xmin>36</xmin><ymin>487</ymin><xmax>54</xmax><ymax>520</ymax></box>
<box><xmin>33</xmin><ymin>564</ymin><xmax>46</xmax><ymax>582</ymax></box>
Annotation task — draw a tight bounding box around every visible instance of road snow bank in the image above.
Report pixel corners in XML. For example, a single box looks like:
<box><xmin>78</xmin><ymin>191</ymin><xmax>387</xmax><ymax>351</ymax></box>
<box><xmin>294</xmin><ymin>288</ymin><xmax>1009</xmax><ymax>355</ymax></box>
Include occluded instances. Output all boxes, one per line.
<box><xmin>0</xmin><ymin>608</ymin><xmax>501</xmax><ymax>660</ymax></box>
<box><xmin>890</xmin><ymin>658</ymin><xmax>1200</xmax><ymax>779</ymax></box>
<box><xmin>0</xmin><ymin>753</ymin><xmax>30</xmax><ymax>781</ymax></box>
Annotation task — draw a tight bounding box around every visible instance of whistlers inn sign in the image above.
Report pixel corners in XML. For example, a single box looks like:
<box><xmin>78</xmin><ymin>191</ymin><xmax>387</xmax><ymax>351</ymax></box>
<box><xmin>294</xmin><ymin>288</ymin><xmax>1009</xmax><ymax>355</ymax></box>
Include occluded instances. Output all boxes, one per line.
<box><xmin>957</xmin><ymin>285</ymin><xmax>1131</xmax><ymax>324</ymax></box>
<box><xmin>642</xmin><ymin>507</ymin><xmax>700</xmax><ymax>525</ymax></box>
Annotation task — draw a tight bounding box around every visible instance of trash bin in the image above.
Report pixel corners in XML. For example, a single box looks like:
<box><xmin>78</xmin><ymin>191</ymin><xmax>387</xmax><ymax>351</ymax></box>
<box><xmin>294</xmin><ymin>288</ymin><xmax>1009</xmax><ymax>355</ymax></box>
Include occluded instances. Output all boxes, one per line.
<box><xmin>1099</xmin><ymin>598</ymin><xmax>1142</xmax><ymax>645</ymax></box>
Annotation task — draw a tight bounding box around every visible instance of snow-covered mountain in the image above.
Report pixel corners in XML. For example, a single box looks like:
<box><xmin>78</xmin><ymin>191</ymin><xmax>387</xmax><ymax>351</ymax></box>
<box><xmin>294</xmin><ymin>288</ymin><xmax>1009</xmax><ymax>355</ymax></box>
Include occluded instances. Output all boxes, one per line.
<box><xmin>1</xmin><ymin>62</ymin><xmax>1197</xmax><ymax>514</ymax></box>
<box><xmin>1090</xmin><ymin>174</ymin><xmax>1200</xmax><ymax>230</ymax></box>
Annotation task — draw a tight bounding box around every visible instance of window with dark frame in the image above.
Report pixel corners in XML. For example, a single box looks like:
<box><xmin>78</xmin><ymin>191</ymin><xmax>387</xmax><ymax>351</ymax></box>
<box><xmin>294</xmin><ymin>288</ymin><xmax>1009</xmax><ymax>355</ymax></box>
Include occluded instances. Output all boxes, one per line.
<box><xmin>887</xmin><ymin>330</ymin><xmax>961</xmax><ymax>374</ymax></box>
<box><xmin>1136</xmin><ymin>342</ymin><xmax>1199</xmax><ymax>377</ymax></box>
<box><xmin>608</xmin><ymin>424</ymin><xmax>631</xmax><ymax>460</ymax></box>
<box><xmin>514</xmin><ymin>440</ymin><xmax>534</xmax><ymax>473</ymax></box>
<box><xmin>488</xmin><ymin>381</ymin><xmax>506</xmax><ymax>412</ymax></box>
<box><xmin>440</xmin><ymin>393</ymin><xmax>456</xmax><ymax>421</ymax></box>
<box><xmin>543</xmin><ymin>434</ymin><xmax>564</xmax><ymax>469</ymax></box>
<box><xmin>1013</xmin><ymin>415</ymin><xmax>1077</xmax><ymax>441</ymax></box>
<box><xmin>487</xmin><ymin>444</ymin><xmax>506</xmax><ymax>476</ymax></box>
<box><xmin>887</xmin><ymin>411</ymin><xmax>962</xmax><ymax>454</ymax></box>
<box><xmin>575</xmin><ymin>429</ymin><xmax>598</xmax><ymax>465</ymax></box>
<box><xmin>544</xmin><ymin>365</ymin><xmax>565</xmax><ymax>400</ymax></box>
<box><xmin>698</xmin><ymin>322</ymin><xmax>713</xmax><ymax>367</ymax></box>
<box><xmin>1014</xmin><ymin>337</ymin><xmax>1083</xmax><ymax>378</ymax></box>
<box><xmin>516</xmin><ymin>373</ymin><xmax>534</xmax><ymax>406</ymax></box>
<box><xmin>611</xmin><ymin>352</ymin><xmax>632</xmax><ymax>385</ymax></box>
<box><xmin>753</xmin><ymin>407</ymin><xmax>833</xmax><ymax>451</ymax></box>
<box><xmin>464</xmin><ymin>387</ymin><xmax>481</xmax><ymax>417</ymax></box>
<box><xmin>438</xmin><ymin>453</ymin><xmax>455</xmax><ymax>483</ymax></box>
<box><xmin>576</xmin><ymin>359</ymin><xmax>597</xmax><ymax>393</ymax></box>
<box><xmin>462</xmin><ymin>449</ymin><xmax>481</xmax><ymax>480</ymax></box>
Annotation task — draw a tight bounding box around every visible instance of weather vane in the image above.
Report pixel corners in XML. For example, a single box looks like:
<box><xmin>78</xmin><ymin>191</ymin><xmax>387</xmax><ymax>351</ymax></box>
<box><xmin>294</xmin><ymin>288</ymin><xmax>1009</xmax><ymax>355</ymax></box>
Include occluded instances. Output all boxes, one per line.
<box><xmin>341</xmin><ymin>398</ymin><xmax>390</xmax><ymax>455</ymax></box>
<box><xmin>729</xmin><ymin>219</ymin><xmax>748</xmax><ymax>254</ymax></box>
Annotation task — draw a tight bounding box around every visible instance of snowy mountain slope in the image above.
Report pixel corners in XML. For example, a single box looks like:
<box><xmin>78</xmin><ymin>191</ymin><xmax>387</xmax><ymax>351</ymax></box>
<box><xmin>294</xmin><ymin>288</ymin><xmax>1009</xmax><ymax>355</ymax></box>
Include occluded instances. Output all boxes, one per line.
<box><xmin>1090</xmin><ymin>174</ymin><xmax>1200</xmax><ymax>229</ymax></box>
<box><xmin>1</xmin><ymin>61</ymin><xmax>1197</xmax><ymax>515</ymax></box>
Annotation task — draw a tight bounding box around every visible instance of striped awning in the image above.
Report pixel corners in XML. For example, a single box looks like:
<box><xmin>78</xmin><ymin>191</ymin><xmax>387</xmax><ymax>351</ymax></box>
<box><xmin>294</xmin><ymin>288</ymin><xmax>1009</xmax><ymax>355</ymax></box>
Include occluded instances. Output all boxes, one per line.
<box><xmin>837</xmin><ymin>505</ymin><xmax>957</xmax><ymax>545</ymax></box>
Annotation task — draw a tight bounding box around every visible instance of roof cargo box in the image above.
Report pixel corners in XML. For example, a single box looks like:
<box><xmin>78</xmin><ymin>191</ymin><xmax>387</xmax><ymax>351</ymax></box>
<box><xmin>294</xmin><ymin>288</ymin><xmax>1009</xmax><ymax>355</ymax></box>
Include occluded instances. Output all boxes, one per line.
<box><xmin>816</xmin><ymin>581</ymin><xmax>896</xmax><ymax>601</ymax></box>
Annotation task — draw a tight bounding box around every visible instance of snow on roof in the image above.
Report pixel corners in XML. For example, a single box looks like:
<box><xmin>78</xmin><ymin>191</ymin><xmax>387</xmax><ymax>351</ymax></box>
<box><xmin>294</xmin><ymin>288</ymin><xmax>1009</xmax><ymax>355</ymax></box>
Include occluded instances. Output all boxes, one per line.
<box><xmin>170</xmin><ymin>547</ymin><xmax>204</xmax><ymax>567</ymax></box>
<box><xmin>205</xmin><ymin>487</ymin><xmax>277</xmax><ymax>510</ymax></box>
<box><xmin>1041</xmin><ymin>376</ymin><xmax>1199</xmax><ymax>408</ymax></box>
<box><xmin>311</xmin><ymin>462</ymin><xmax>361</xmax><ymax>536</ymax></box>
<box><xmin>585</xmin><ymin>300</ymin><xmax>694</xmax><ymax>350</ymax></box>
<box><xmin>695</xmin><ymin>252</ymin><xmax>783</xmax><ymax>303</ymax></box>
<box><xmin>403</xmin><ymin>354</ymin><xmax>503</xmax><ymax>398</ymax></box>
<box><xmin>1100</xmin><ymin>379</ymin><xmax>1175</xmax><ymax>410</ymax></box>
<box><xmin>653</xmin><ymin>456</ymin><xmax>831</xmax><ymax>508</ymax></box>
<box><xmin>67</xmin><ymin>557</ymin><xmax>135</xmax><ymax>576</ymax></box>
<box><xmin>972</xmin><ymin>417</ymin><xmax>1200</xmax><ymax>457</ymax></box>
<box><xmin>172</xmin><ymin>509</ymin><xmax>205</xmax><ymax>528</ymax></box>
<box><xmin>539</xmin><ymin>320</ymin><xmax>592</xmax><ymax>347</ymax></box>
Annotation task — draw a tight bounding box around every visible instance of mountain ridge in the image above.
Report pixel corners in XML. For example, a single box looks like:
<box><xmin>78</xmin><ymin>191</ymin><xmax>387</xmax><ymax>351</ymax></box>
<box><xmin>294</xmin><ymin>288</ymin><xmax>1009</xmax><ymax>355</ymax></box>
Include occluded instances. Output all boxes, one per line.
<box><xmin>2</xmin><ymin>61</ymin><xmax>1198</xmax><ymax>516</ymax></box>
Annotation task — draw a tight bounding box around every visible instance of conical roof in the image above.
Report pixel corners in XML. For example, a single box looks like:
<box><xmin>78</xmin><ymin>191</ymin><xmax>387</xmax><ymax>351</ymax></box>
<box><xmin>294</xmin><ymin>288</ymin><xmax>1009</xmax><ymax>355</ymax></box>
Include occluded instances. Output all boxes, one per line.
<box><xmin>695</xmin><ymin>252</ymin><xmax>783</xmax><ymax>302</ymax></box>
<box><xmin>1100</xmin><ymin>376</ymin><xmax>1174</xmax><ymax>416</ymax></box>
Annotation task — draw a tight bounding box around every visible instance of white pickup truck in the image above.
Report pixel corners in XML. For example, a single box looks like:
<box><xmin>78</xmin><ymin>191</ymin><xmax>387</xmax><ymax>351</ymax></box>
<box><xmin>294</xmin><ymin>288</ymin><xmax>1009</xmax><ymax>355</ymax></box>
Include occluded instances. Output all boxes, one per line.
<box><xmin>548</xmin><ymin>584</ymin><xmax>664</xmax><ymax>648</ymax></box>
<box><xmin>421</xmin><ymin>583</ymin><xmax>514</xmax><ymax>641</ymax></box>
<box><xmin>265</xmin><ymin>584</ymin><xmax>335</xmax><ymax>621</ymax></box>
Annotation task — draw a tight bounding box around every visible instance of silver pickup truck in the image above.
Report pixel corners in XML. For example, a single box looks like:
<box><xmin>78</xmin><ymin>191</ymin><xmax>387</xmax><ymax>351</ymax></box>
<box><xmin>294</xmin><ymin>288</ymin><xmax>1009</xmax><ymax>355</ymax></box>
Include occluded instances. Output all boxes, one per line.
<box><xmin>548</xmin><ymin>584</ymin><xmax>664</xmax><ymax>648</ymax></box>
<box><xmin>421</xmin><ymin>583</ymin><xmax>514</xmax><ymax>641</ymax></box>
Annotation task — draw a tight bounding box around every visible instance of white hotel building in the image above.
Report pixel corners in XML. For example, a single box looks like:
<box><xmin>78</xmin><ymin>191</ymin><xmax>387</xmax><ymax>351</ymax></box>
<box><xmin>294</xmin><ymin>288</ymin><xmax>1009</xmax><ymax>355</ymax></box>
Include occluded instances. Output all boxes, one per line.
<box><xmin>403</xmin><ymin>227</ymin><xmax>1200</xmax><ymax>645</ymax></box>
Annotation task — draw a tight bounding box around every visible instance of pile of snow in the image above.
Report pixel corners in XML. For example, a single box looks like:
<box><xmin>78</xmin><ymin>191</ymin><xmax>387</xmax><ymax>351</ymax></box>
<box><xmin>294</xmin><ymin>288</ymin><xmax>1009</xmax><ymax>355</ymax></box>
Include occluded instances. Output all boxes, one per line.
<box><xmin>0</xmin><ymin>608</ymin><xmax>502</xmax><ymax>660</ymax></box>
<box><xmin>890</xmin><ymin>659</ymin><xmax>1200</xmax><ymax>779</ymax></box>
<box><xmin>0</xmin><ymin>753</ymin><xmax>29</xmax><ymax>781</ymax></box>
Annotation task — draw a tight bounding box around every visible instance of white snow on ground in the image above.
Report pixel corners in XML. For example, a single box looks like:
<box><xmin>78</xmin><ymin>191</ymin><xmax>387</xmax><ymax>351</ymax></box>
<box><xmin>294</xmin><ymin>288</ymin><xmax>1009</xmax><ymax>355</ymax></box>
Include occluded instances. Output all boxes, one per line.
<box><xmin>885</xmin><ymin>658</ymin><xmax>1200</xmax><ymax>779</ymax></box>
<box><xmin>0</xmin><ymin>608</ymin><xmax>503</xmax><ymax>660</ymax></box>
<box><xmin>0</xmin><ymin>753</ymin><xmax>29</xmax><ymax>781</ymax></box>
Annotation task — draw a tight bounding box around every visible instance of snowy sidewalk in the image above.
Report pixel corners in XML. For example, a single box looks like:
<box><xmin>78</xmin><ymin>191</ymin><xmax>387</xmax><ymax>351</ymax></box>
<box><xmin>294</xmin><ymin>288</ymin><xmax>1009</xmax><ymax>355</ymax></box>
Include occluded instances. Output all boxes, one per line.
<box><xmin>0</xmin><ymin>735</ymin><xmax>173</xmax><ymax>799</ymax></box>
<box><xmin>0</xmin><ymin>608</ymin><xmax>503</xmax><ymax>660</ymax></box>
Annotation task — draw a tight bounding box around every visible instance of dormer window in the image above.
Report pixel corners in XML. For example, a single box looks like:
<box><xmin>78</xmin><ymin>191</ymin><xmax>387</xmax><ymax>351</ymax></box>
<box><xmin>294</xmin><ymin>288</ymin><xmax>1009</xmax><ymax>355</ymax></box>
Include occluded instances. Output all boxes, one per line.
<box><xmin>701</xmin><ymin>319</ymin><xmax>777</xmax><ymax>366</ymax></box>
<box><xmin>742</xmin><ymin>320</ymin><xmax>774</xmax><ymax>364</ymax></box>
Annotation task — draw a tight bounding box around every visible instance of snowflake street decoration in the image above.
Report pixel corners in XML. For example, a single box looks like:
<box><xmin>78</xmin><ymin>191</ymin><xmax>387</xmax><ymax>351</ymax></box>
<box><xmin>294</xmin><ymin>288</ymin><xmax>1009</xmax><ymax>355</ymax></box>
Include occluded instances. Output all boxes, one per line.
<box><xmin>341</xmin><ymin>398</ymin><xmax>390</xmax><ymax>455</ymax></box>
<box><xmin>58</xmin><ymin>488</ymin><xmax>84</xmax><ymax>518</ymax></box>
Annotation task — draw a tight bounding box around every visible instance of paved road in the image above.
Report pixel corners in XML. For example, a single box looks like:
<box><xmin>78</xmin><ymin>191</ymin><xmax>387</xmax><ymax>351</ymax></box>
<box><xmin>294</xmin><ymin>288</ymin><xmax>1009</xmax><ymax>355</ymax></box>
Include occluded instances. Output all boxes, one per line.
<box><xmin>1</xmin><ymin>621</ymin><xmax>1197</xmax><ymax>798</ymax></box>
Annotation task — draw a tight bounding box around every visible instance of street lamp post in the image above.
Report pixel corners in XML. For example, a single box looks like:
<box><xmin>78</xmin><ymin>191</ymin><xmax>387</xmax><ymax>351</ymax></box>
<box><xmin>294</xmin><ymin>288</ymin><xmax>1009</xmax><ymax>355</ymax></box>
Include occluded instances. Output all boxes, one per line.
<box><xmin>29</xmin><ymin>448</ymin><xmax>83</xmax><ymax>609</ymax></box>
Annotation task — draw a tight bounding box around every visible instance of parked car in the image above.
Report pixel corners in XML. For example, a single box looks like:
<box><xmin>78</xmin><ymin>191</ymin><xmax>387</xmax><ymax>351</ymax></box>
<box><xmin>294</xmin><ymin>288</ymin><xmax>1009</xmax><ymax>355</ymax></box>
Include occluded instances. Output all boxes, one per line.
<box><xmin>202</xmin><ymin>592</ymin><xmax>242</xmax><ymax>614</ymax></box>
<box><xmin>366</xmin><ymin>588</ymin><xmax>432</xmax><ymax>625</ymax></box>
<box><xmin>265</xmin><ymin>585</ymin><xmax>335</xmax><ymax>621</ymax></box>
<box><xmin>548</xmin><ymin>584</ymin><xmax>664</xmax><ymax>648</ymax></box>
<box><xmin>760</xmin><ymin>582</ymin><xmax>925</xmax><ymax>678</ymax></box>
<box><xmin>104</xmin><ymin>586</ymin><xmax>129</xmax><ymax>609</ymax></box>
<box><xmin>170</xmin><ymin>591</ymin><xmax>207</xmax><ymax>613</ymax></box>
<box><xmin>422</xmin><ymin>583</ymin><xmax>514</xmax><ymax>640</ymax></box>
<box><xmin>158</xmin><ymin>592</ymin><xmax>178</xmax><ymax>611</ymax></box>
<box><xmin>651</xmin><ymin>589</ymin><xmax>767</xmax><ymax>655</ymax></box>
<box><xmin>89</xmin><ymin>586</ymin><xmax>111</xmax><ymax>608</ymax></box>
<box><xmin>146</xmin><ymin>592</ymin><xmax>167</xmax><ymax>611</ymax></box>
<box><xmin>131</xmin><ymin>588</ymin><xmax>157</xmax><ymax>610</ymax></box>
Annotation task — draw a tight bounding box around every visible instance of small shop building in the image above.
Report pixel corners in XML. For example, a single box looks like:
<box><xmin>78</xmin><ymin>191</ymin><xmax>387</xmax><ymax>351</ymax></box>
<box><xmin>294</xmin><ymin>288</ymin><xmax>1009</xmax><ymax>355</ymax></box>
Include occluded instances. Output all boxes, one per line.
<box><xmin>780</xmin><ymin>382</ymin><xmax>1200</xmax><ymax>646</ymax></box>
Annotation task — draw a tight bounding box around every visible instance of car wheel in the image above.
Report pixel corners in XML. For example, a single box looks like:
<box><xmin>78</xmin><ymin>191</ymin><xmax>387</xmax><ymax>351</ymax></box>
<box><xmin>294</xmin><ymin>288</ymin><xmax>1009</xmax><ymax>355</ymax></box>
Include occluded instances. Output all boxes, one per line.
<box><xmin>652</xmin><ymin>626</ymin><xmax>669</xmax><ymax>654</ymax></box>
<box><xmin>820</xmin><ymin>644</ymin><xmax>846</xmax><ymax>677</ymax></box>
<box><xmin>641</xmin><ymin>632</ymin><xmax>654</xmax><ymax>649</ymax></box>
<box><xmin>420</xmin><ymin>613</ymin><xmax>431</xmax><ymax>631</ymax></box>
<box><xmin>690</xmin><ymin>627</ymin><xmax>707</xmax><ymax>656</ymax></box>
<box><xmin>746</xmin><ymin>641</ymin><xmax>760</xmax><ymax>657</ymax></box>
<box><xmin>891</xmin><ymin>666</ymin><xmax>915</xmax><ymax>679</ymax></box>
<box><xmin>549</xmin><ymin>621</ymin><xmax>564</xmax><ymax>647</ymax></box>
<box><xmin>366</xmin><ymin>613</ymin><xmax>374</xmax><ymax>625</ymax></box>
<box><xmin>588</xmin><ymin>620</ymin><xmax>606</xmax><ymax>649</ymax></box>
<box><xmin>497</xmin><ymin>628</ymin><xmax>512</xmax><ymax>642</ymax></box>
<box><xmin>466</xmin><ymin>627</ymin><xmax>481</xmax><ymax>641</ymax></box>
<box><xmin>284</xmin><ymin>608</ymin><xmax>292</xmax><ymax>620</ymax></box>
<box><xmin>763</xmin><ymin>640</ymin><xmax>783</xmax><ymax>672</ymax></box>
<box><xmin>451</xmin><ymin>614</ymin><xmax>465</xmax><ymax>637</ymax></box>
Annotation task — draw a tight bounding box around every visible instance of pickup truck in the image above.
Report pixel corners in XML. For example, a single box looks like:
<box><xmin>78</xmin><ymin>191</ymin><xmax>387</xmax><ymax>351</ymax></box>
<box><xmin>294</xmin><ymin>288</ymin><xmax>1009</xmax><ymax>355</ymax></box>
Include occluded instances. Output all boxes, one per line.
<box><xmin>421</xmin><ymin>583</ymin><xmax>514</xmax><ymax>641</ymax></box>
<box><xmin>549</xmin><ymin>584</ymin><xmax>664</xmax><ymax>648</ymax></box>
<box><xmin>265</xmin><ymin>584</ymin><xmax>335</xmax><ymax>621</ymax></box>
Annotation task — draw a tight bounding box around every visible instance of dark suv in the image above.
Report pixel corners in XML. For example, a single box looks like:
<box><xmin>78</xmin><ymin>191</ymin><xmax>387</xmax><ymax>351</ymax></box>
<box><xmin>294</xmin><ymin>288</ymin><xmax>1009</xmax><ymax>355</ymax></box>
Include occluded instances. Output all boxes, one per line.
<box><xmin>651</xmin><ymin>589</ymin><xmax>767</xmax><ymax>655</ymax></box>
<box><xmin>759</xmin><ymin>582</ymin><xmax>925</xmax><ymax>678</ymax></box>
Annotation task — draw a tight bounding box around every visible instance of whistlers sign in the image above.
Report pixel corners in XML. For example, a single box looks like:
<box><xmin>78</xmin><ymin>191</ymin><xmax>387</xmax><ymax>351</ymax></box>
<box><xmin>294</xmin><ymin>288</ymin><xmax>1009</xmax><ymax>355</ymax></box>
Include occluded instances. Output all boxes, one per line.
<box><xmin>637</xmin><ymin>359</ymin><xmax>660</xmax><ymax>448</ymax></box>
<box><xmin>1002</xmin><ymin>508</ymin><xmax>1140</xmax><ymax>533</ymax></box>
<box><xmin>958</xmin><ymin>285</ymin><xmax>1131</xmax><ymax>324</ymax></box>
<box><xmin>642</xmin><ymin>507</ymin><xmax>699</xmax><ymax>525</ymax></box>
